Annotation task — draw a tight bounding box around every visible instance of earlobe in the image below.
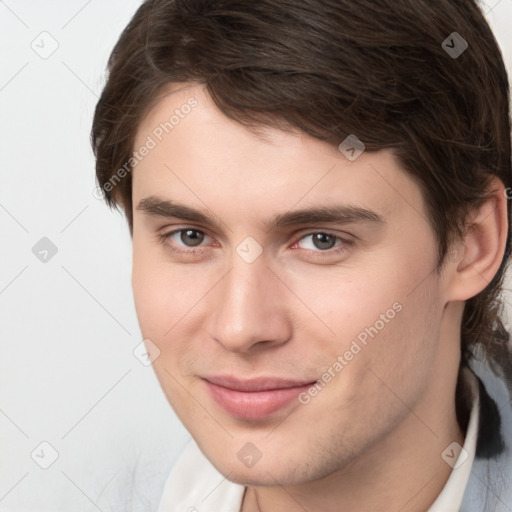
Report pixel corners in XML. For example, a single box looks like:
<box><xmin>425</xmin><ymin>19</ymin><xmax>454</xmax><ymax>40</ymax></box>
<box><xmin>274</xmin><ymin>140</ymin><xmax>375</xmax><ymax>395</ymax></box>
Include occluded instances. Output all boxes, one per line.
<box><xmin>446</xmin><ymin>176</ymin><xmax>509</xmax><ymax>302</ymax></box>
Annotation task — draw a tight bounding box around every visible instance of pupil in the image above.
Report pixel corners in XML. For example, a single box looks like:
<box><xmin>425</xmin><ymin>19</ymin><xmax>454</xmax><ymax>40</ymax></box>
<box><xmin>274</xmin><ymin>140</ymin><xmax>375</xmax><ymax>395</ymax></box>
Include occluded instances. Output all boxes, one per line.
<box><xmin>182</xmin><ymin>229</ymin><xmax>204</xmax><ymax>247</ymax></box>
<box><xmin>313</xmin><ymin>233</ymin><xmax>335</xmax><ymax>250</ymax></box>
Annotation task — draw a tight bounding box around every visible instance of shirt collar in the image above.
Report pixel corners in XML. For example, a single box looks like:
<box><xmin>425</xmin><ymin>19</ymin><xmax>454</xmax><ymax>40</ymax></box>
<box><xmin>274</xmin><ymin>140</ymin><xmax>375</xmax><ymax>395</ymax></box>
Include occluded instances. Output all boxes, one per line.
<box><xmin>427</xmin><ymin>366</ymin><xmax>480</xmax><ymax>512</ymax></box>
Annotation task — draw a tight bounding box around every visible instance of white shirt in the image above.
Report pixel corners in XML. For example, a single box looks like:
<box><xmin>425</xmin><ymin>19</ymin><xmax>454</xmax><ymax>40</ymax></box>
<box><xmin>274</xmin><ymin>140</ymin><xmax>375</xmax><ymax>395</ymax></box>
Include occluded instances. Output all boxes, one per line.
<box><xmin>157</xmin><ymin>369</ymin><xmax>480</xmax><ymax>512</ymax></box>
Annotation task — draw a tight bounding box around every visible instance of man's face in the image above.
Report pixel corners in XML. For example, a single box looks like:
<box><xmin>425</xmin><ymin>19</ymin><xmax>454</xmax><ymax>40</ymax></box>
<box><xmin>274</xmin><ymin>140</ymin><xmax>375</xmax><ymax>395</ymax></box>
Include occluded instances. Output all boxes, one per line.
<box><xmin>131</xmin><ymin>83</ymin><xmax>457</xmax><ymax>486</ymax></box>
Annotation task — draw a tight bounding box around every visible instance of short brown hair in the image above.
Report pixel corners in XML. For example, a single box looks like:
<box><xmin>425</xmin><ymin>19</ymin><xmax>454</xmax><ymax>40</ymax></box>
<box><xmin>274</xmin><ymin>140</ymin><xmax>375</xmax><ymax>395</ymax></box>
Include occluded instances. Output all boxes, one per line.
<box><xmin>91</xmin><ymin>0</ymin><xmax>512</xmax><ymax>386</ymax></box>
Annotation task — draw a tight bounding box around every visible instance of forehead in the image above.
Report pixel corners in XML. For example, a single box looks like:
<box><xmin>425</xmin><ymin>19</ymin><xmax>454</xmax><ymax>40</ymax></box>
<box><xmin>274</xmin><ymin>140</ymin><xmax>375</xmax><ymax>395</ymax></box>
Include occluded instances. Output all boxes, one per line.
<box><xmin>132</xmin><ymin>83</ymin><xmax>427</xmax><ymax>228</ymax></box>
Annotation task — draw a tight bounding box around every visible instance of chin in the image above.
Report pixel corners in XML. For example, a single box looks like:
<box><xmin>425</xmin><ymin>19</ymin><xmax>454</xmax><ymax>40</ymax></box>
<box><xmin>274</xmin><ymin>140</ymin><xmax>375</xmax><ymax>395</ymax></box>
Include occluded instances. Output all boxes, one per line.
<box><xmin>205</xmin><ymin>446</ymin><xmax>318</xmax><ymax>487</ymax></box>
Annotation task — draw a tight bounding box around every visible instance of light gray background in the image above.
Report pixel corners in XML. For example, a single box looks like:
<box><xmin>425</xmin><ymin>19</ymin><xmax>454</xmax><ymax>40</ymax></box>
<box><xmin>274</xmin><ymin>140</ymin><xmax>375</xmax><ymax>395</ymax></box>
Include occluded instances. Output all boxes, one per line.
<box><xmin>1</xmin><ymin>1</ymin><xmax>511</xmax><ymax>511</ymax></box>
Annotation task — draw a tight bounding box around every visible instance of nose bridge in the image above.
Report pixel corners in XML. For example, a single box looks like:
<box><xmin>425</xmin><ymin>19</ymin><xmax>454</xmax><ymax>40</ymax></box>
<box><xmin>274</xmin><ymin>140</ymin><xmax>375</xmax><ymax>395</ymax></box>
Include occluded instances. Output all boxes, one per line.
<box><xmin>211</xmin><ymin>247</ymin><xmax>289</xmax><ymax>351</ymax></box>
<box><xmin>221</xmin><ymin>251</ymin><xmax>272</xmax><ymax>329</ymax></box>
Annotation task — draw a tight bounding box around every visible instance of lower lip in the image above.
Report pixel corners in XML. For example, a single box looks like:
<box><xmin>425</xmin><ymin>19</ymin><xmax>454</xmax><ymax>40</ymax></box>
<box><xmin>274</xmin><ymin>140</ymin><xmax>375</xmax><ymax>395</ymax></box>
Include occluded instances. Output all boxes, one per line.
<box><xmin>203</xmin><ymin>380</ymin><xmax>314</xmax><ymax>420</ymax></box>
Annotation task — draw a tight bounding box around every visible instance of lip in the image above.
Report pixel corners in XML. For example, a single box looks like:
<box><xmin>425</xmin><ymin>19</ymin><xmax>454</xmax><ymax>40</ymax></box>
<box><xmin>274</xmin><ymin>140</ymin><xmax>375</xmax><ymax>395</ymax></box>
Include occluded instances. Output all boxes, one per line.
<box><xmin>202</xmin><ymin>376</ymin><xmax>316</xmax><ymax>420</ymax></box>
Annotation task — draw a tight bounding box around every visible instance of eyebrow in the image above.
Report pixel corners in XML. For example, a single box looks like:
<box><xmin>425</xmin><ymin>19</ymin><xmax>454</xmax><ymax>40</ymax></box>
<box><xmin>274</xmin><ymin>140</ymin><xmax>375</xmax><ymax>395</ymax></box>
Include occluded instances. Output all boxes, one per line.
<box><xmin>136</xmin><ymin>195</ymin><xmax>385</xmax><ymax>230</ymax></box>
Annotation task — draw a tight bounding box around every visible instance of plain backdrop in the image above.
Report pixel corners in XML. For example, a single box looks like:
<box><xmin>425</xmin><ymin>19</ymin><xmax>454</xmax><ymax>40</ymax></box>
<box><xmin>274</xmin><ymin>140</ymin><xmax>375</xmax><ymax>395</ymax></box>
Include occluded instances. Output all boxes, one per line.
<box><xmin>1</xmin><ymin>1</ymin><xmax>511</xmax><ymax>511</ymax></box>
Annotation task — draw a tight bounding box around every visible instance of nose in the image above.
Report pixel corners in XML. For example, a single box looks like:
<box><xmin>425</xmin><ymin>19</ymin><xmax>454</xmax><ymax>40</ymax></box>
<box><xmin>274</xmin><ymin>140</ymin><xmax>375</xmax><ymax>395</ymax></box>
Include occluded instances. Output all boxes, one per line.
<box><xmin>209</xmin><ymin>250</ymin><xmax>292</xmax><ymax>354</ymax></box>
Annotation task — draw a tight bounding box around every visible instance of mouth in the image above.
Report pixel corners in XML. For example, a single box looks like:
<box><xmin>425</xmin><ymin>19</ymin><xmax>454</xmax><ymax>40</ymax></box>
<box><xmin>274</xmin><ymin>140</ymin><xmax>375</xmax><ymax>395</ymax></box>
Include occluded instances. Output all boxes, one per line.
<box><xmin>201</xmin><ymin>375</ymin><xmax>316</xmax><ymax>420</ymax></box>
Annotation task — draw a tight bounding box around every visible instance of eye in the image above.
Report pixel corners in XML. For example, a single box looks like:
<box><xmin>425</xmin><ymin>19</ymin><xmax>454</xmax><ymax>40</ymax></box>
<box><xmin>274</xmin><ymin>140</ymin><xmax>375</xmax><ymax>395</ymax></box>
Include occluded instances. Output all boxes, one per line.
<box><xmin>288</xmin><ymin>231</ymin><xmax>353</xmax><ymax>260</ymax></box>
<box><xmin>173</xmin><ymin>229</ymin><xmax>206</xmax><ymax>247</ymax></box>
<box><xmin>295</xmin><ymin>232</ymin><xmax>345</xmax><ymax>251</ymax></box>
<box><xmin>158</xmin><ymin>228</ymin><xmax>212</xmax><ymax>252</ymax></box>
<box><xmin>158</xmin><ymin>228</ymin><xmax>352</xmax><ymax>259</ymax></box>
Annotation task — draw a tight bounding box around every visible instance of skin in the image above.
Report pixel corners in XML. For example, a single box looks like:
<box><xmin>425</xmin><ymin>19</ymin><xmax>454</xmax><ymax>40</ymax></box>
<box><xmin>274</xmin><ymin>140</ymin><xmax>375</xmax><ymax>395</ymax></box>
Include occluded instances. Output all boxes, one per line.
<box><xmin>130</xmin><ymin>82</ymin><xmax>508</xmax><ymax>511</ymax></box>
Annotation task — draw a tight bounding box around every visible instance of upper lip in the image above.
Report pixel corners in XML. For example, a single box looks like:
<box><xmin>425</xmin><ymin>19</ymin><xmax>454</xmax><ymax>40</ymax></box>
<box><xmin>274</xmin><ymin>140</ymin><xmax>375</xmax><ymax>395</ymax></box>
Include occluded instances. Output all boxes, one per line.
<box><xmin>203</xmin><ymin>375</ymin><xmax>316</xmax><ymax>392</ymax></box>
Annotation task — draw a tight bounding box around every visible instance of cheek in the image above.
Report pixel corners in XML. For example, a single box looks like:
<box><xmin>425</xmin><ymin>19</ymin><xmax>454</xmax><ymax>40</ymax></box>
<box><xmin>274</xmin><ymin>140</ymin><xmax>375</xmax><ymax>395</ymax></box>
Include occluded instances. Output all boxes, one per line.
<box><xmin>286</xmin><ymin>265</ymin><xmax>402</xmax><ymax>349</ymax></box>
<box><xmin>341</xmin><ymin>278</ymin><xmax>443</xmax><ymax>409</ymax></box>
<box><xmin>131</xmin><ymin>252</ymin><xmax>196</xmax><ymax>403</ymax></box>
<box><xmin>131</xmin><ymin>245</ymin><xmax>218</xmax><ymax>355</ymax></box>
<box><xmin>290</xmin><ymin>250</ymin><xmax>442</xmax><ymax>376</ymax></box>
<box><xmin>308</xmin><ymin>284</ymin><xmax>442</xmax><ymax>443</ymax></box>
<box><xmin>132</xmin><ymin>241</ymin><xmax>178</xmax><ymax>337</ymax></box>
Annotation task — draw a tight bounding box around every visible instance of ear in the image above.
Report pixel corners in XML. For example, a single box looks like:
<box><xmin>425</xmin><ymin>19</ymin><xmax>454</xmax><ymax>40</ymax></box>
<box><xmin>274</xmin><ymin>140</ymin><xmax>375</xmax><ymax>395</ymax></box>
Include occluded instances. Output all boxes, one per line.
<box><xmin>445</xmin><ymin>176</ymin><xmax>509</xmax><ymax>302</ymax></box>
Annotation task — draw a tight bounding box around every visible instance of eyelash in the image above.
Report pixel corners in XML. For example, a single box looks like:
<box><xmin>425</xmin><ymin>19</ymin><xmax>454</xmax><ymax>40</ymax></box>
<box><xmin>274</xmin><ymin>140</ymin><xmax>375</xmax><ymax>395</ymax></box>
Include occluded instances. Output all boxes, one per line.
<box><xmin>157</xmin><ymin>228</ymin><xmax>353</xmax><ymax>258</ymax></box>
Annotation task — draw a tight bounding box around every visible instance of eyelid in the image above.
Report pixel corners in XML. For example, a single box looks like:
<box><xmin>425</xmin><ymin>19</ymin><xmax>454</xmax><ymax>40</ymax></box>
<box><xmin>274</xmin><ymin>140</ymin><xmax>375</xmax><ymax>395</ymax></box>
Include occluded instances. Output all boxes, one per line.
<box><xmin>293</xmin><ymin>227</ymin><xmax>354</xmax><ymax>241</ymax></box>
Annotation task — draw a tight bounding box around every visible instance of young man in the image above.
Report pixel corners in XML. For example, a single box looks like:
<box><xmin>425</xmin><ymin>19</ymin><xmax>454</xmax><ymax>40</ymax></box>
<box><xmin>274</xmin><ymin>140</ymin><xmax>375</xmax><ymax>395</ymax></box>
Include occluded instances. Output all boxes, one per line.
<box><xmin>91</xmin><ymin>0</ymin><xmax>512</xmax><ymax>510</ymax></box>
